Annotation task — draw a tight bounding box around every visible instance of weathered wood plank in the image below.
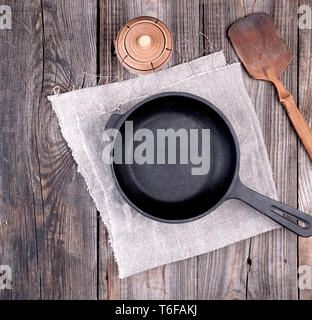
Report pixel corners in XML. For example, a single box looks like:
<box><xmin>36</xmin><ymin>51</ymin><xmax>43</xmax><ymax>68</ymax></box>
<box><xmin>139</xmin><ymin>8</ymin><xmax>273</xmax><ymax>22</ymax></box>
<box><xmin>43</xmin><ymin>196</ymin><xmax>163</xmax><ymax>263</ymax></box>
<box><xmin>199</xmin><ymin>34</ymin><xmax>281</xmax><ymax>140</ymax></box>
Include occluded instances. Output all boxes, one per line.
<box><xmin>0</xmin><ymin>0</ymin><xmax>99</xmax><ymax>301</ymax></box>
<box><xmin>198</xmin><ymin>0</ymin><xmax>251</xmax><ymax>300</ymax></box>
<box><xmin>99</xmin><ymin>0</ymin><xmax>200</xmax><ymax>300</ymax></box>
<box><xmin>247</xmin><ymin>0</ymin><xmax>299</xmax><ymax>299</ymax></box>
<box><xmin>0</xmin><ymin>0</ymin><xmax>42</xmax><ymax>300</ymax></box>
<box><xmin>37</xmin><ymin>0</ymin><xmax>98</xmax><ymax>299</ymax></box>
<box><xmin>298</xmin><ymin>0</ymin><xmax>312</xmax><ymax>301</ymax></box>
<box><xmin>98</xmin><ymin>0</ymin><xmax>124</xmax><ymax>300</ymax></box>
<box><xmin>201</xmin><ymin>0</ymin><xmax>299</xmax><ymax>300</ymax></box>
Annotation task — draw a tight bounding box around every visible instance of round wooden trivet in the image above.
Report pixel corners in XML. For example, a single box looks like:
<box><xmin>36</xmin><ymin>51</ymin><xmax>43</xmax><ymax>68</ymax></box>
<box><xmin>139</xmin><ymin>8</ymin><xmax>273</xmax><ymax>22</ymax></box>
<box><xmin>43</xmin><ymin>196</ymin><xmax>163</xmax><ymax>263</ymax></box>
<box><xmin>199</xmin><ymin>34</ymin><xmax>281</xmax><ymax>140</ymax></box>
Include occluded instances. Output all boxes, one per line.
<box><xmin>115</xmin><ymin>16</ymin><xmax>173</xmax><ymax>74</ymax></box>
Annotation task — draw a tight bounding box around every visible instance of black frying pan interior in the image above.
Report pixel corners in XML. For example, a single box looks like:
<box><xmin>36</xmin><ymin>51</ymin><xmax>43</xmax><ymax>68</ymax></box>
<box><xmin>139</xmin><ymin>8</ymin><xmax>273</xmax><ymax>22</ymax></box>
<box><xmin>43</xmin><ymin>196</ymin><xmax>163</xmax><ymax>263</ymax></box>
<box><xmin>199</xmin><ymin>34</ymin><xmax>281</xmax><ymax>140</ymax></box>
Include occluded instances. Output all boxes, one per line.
<box><xmin>108</xmin><ymin>93</ymin><xmax>312</xmax><ymax>237</ymax></box>
<box><xmin>113</xmin><ymin>95</ymin><xmax>237</xmax><ymax>221</ymax></box>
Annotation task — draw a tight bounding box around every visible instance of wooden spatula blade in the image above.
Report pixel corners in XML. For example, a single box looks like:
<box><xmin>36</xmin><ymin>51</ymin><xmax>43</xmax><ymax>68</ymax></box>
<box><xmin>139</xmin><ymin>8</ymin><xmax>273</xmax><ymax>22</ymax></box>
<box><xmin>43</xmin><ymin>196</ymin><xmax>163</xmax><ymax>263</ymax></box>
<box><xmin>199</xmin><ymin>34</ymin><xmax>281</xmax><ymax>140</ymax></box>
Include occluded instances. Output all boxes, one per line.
<box><xmin>228</xmin><ymin>13</ymin><xmax>293</xmax><ymax>81</ymax></box>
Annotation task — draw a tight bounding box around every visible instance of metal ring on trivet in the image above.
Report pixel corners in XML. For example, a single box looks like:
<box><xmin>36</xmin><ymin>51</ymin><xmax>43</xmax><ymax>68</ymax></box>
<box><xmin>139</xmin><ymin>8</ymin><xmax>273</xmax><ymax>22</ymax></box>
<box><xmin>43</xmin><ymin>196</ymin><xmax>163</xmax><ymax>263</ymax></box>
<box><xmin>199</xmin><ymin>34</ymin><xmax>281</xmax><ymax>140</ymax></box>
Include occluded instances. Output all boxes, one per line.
<box><xmin>115</xmin><ymin>16</ymin><xmax>173</xmax><ymax>74</ymax></box>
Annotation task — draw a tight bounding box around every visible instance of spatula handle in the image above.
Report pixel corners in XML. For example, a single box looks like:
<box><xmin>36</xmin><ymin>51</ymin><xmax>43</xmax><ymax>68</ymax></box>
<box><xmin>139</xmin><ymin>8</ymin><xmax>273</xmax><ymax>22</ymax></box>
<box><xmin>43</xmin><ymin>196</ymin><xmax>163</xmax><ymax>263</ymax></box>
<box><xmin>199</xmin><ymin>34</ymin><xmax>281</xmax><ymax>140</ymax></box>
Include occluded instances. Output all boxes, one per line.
<box><xmin>273</xmin><ymin>79</ymin><xmax>312</xmax><ymax>162</ymax></box>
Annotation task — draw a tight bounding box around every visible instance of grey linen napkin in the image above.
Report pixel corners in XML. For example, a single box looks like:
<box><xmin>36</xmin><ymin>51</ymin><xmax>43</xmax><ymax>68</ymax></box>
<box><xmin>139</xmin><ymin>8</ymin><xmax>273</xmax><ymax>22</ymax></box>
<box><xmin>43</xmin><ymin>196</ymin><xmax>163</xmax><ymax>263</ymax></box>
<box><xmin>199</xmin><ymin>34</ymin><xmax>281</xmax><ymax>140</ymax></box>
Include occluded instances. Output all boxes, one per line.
<box><xmin>48</xmin><ymin>51</ymin><xmax>280</xmax><ymax>279</ymax></box>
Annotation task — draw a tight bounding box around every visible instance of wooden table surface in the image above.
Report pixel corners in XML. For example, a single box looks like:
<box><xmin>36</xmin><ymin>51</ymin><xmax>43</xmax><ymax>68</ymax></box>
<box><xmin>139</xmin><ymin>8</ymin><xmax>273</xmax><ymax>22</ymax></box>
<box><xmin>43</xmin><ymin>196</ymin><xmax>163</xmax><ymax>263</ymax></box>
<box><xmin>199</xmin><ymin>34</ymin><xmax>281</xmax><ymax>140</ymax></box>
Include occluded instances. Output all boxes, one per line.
<box><xmin>1</xmin><ymin>0</ymin><xmax>312</xmax><ymax>300</ymax></box>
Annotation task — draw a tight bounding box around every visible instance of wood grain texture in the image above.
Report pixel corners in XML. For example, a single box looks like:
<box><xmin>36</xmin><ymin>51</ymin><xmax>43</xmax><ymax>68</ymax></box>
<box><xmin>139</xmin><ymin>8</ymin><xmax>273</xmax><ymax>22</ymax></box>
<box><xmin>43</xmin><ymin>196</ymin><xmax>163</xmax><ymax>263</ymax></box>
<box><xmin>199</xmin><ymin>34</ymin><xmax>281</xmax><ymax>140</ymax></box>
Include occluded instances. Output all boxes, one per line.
<box><xmin>247</xmin><ymin>0</ymin><xmax>298</xmax><ymax>299</ymax></box>
<box><xmin>0</xmin><ymin>0</ymin><xmax>309</xmax><ymax>300</ymax></box>
<box><xmin>37</xmin><ymin>0</ymin><xmax>98</xmax><ymax>299</ymax></box>
<box><xmin>298</xmin><ymin>0</ymin><xmax>312</xmax><ymax>301</ymax></box>
<box><xmin>199</xmin><ymin>0</ymin><xmax>250</xmax><ymax>300</ymax></box>
<box><xmin>0</xmin><ymin>0</ymin><xmax>42</xmax><ymax>300</ymax></box>
<box><xmin>202</xmin><ymin>0</ymin><xmax>298</xmax><ymax>299</ymax></box>
<box><xmin>98</xmin><ymin>0</ymin><xmax>124</xmax><ymax>300</ymax></box>
<box><xmin>0</xmin><ymin>0</ymin><xmax>99</xmax><ymax>301</ymax></box>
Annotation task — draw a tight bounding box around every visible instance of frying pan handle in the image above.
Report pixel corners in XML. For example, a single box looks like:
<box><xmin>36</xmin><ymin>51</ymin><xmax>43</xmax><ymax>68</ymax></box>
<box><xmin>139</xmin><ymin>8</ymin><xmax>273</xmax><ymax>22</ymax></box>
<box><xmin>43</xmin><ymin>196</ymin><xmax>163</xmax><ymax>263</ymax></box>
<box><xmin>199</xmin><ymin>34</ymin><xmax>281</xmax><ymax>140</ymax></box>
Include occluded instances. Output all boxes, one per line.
<box><xmin>229</xmin><ymin>179</ymin><xmax>312</xmax><ymax>237</ymax></box>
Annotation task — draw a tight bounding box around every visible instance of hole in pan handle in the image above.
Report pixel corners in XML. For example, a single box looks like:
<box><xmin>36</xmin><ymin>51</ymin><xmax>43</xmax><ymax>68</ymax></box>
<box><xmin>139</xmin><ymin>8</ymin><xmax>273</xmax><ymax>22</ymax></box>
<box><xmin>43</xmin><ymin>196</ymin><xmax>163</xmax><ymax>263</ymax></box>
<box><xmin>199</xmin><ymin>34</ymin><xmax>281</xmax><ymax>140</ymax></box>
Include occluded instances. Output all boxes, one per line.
<box><xmin>229</xmin><ymin>179</ymin><xmax>312</xmax><ymax>237</ymax></box>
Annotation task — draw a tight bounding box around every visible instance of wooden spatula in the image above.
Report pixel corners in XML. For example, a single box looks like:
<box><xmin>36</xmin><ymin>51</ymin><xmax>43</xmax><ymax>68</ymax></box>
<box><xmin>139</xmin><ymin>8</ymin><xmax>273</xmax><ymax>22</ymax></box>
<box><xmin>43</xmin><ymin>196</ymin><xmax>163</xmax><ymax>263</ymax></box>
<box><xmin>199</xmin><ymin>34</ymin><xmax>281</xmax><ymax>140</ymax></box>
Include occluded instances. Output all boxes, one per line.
<box><xmin>229</xmin><ymin>13</ymin><xmax>312</xmax><ymax>161</ymax></box>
